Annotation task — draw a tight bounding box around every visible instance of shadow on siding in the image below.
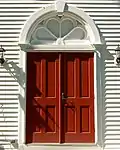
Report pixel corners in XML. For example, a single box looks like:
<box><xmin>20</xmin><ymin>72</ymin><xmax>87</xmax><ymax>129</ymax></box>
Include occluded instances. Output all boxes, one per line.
<box><xmin>0</xmin><ymin>61</ymin><xmax>19</xmax><ymax>150</ymax></box>
<box><xmin>3</xmin><ymin>60</ymin><xmax>25</xmax><ymax>110</ymax></box>
<box><xmin>3</xmin><ymin>60</ymin><xmax>25</xmax><ymax>89</ymax></box>
<box><xmin>0</xmin><ymin>146</ymin><xmax>4</xmax><ymax>150</ymax></box>
<box><xmin>101</xmin><ymin>44</ymin><xmax>120</xmax><ymax>149</ymax></box>
<box><xmin>95</xmin><ymin>24</ymin><xmax>119</xmax><ymax>149</ymax></box>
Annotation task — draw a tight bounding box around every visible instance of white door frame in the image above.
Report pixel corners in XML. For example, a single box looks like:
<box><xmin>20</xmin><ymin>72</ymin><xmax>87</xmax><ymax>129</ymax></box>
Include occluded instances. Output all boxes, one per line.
<box><xmin>18</xmin><ymin>2</ymin><xmax>103</xmax><ymax>150</ymax></box>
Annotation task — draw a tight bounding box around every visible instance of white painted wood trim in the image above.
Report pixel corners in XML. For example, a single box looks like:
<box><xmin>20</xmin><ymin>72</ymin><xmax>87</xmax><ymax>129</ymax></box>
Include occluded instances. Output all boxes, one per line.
<box><xmin>19</xmin><ymin>3</ymin><xmax>102</xmax><ymax>45</ymax></box>
<box><xmin>19</xmin><ymin>143</ymin><xmax>102</xmax><ymax>150</ymax></box>
<box><xmin>19</xmin><ymin>44</ymin><xmax>97</xmax><ymax>52</ymax></box>
<box><xmin>18</xmin><ymin>50</ymin><xmax>27</xmax><ymax>146</ymax></box>
<box><xmin>55</xmin><ymin>0</ymin><xmax>66</xmax><ymax>13</ymax></box>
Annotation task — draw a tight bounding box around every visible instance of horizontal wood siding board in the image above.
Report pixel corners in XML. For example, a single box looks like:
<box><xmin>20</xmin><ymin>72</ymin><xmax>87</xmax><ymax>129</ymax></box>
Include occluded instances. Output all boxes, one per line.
<box><xmin>0</xmin><ymin>0</ymin><xmax>119</xmax><ymax>150</ymax></box>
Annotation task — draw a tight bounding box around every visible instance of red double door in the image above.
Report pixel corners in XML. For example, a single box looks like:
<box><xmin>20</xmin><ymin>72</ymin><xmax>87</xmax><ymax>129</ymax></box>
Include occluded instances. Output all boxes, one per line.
<box><xmin>26</xmin><ymin>52</ymin><xmax>94</xmax><ymax>143</ymax></box>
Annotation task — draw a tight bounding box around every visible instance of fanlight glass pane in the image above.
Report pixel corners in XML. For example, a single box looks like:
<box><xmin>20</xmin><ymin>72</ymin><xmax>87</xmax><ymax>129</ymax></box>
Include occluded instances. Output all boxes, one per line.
<box><xmin>35</xmin><ymin>27</ymin><xmax>56</xmax><ymax>40</ymax></box>
<box><xmin>47</xmin><ymin>19</ymin><xmax>59</xmax><ymax>37</ymax></box>
<box><xmin>30</xmin><ymin>27</ymin><xmax>56</xmax><ymax>45</ymax></box>
<box><xmin>61</xmin><ymin>19</ymin><xmax>74</xmax><ymax>37</ymax></box>
<box><xmin>63</xmin><ymin>27</ymin><xmax>86</xmax><ymax>40</ymax></box>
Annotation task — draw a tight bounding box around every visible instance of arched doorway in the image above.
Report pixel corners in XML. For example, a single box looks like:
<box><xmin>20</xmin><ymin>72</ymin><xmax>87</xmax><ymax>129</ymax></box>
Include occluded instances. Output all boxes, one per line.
<box><xmin>18</xmin><ymin>1</ymin><xmax>102</xmax><ymax>145</ymax></box>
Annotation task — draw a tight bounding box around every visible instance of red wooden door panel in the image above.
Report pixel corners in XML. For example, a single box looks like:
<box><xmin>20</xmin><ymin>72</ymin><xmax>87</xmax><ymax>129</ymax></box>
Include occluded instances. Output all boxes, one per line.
<box><xmin>26</xmin><ymin>53</ymin><xmax>60</xmax><ymax>143</ymax></box>
<box><xmin>62</xmin><ymin>53</ymin><xmax>94</xmax><ymax>143</ymax></box>
<box><xmin>26</xmin><ymin>52</ymin><xmax>94</xmax><ymax>143</ymax></box>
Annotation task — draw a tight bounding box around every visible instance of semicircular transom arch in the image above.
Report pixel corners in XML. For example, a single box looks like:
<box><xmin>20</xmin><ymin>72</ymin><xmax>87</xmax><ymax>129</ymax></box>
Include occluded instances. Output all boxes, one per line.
<box><xmin>19</xmin><ymin>3</ymin><xmax>101</xmax><ymax>47</ymax></box>
<box><xmin>29</xmin><ymin>13</ymin><xmax>89</xmax><ymax>45</ymax></box>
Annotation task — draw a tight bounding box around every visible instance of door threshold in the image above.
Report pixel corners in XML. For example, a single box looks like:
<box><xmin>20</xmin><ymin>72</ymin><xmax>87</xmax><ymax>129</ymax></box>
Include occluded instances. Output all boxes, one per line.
<box><xmin>27</xmin><ymin>143</ymin><xmax>97</xmax><ymax>146</ymax></box>
<box><xmin>20</xmin><ymin>143</ymin><xmax>102</xmax><ymax>150</ymax></box>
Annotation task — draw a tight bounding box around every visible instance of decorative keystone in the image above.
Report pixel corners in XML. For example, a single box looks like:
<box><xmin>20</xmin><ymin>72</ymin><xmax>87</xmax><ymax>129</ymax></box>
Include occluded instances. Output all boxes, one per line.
<box><xmin>55</xmin><ymin>0</ymin><xmax>66</xmax><ymax>14</ymax></box>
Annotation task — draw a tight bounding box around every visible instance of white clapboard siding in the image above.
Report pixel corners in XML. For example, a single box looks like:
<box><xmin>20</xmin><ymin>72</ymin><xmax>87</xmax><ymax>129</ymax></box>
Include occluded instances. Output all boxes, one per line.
<box><xmin>0</xmin><ymin>1</ymin><xmax>119</xmax><ymax>150</ymax></box>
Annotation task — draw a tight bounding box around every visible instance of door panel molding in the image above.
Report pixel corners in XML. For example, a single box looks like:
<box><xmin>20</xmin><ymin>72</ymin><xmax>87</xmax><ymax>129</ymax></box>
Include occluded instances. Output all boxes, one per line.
<box><xmin>18</xmin><ymin>49</ymin><xmax>103</xmax><ymax>149</ymax></box>
<box><xmin>26</xmin><ymin>53</ymin><xmax>60</xmax><ymax>143</ymax></box>
<box><xmin>26</xmin><ymin>53</ymin><xmax>95</xmax><ymax>143</ymax></box>
<box><xmin>62</xmin><ymin>53</ymin><xmax>94</xmax><ymax>143</ymax></box>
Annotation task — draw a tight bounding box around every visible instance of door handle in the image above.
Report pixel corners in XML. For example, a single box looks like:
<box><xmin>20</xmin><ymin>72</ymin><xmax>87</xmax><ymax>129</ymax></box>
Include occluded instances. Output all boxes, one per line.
<box><xmin>62</xmin><ymin>93</ymin><xmax>67</xmax><ymax>106</ymax></box>
<box><xmin>62</xmin><ymin>93</ymin><xmax>66</xmax><ymax>100</ymax></box>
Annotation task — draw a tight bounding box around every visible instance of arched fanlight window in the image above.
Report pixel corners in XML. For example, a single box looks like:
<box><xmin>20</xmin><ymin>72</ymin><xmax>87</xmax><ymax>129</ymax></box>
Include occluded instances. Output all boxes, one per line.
<box><xmin>30</xmin><ymin>15</ymin><xmax>88</xmax><ymax>45</ymax></box>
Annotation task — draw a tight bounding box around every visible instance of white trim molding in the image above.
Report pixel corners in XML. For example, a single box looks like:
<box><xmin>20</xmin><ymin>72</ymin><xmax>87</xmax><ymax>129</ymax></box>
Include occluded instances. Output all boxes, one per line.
<box><xmin>19</xmin><ymin>43</ymin><xmax>97</xmax><ymax>52</ymax></box>
<box><xmin>18</xmin><ymin>1</ymin><xmax>103</xmax><ymax>150</ymax></box>
<box><xmin>19</xmin><ymin>2</ymin><xmax>102</xmax><ymax>46</ymax></box>
<box><xmin>19</xmin><ymin>144</ymin><xmax>102</xmax><ymax>150</ymax></box>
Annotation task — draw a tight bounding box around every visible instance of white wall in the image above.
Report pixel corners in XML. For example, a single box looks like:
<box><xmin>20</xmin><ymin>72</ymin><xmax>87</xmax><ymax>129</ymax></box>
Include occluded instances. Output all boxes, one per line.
<box><xmin>0</xmin><ymin>0</ymin><xmax>120</xmax><ymax>150</ymax></box>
